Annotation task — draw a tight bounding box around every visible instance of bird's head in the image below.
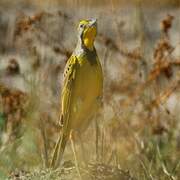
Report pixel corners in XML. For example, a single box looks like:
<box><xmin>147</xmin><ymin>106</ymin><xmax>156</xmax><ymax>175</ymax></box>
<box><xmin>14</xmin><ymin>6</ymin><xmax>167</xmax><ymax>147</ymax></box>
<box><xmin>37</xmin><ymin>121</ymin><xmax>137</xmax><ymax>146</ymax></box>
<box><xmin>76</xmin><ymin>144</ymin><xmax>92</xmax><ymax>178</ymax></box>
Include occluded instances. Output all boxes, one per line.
<box><xmin>77</xmin><ymin>18</ymin><xmax>97</xmax><ymax>51</ymax></box>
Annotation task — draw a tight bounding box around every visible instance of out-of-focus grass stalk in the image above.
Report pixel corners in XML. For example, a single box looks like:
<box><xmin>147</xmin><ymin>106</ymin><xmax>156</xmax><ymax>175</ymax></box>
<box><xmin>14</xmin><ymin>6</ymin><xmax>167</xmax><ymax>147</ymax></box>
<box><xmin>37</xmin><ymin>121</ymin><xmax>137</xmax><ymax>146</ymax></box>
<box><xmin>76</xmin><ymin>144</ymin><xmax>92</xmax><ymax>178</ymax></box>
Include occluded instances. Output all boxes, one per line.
<box><xmin>156</xmin><ymin>145</ymin><xmax>176</xmax><ymax>180</ymax></box>
<box><xmin>39</xmin><ymin>117</ymin><xmax>49</xmax><ymax>168</ymax></box>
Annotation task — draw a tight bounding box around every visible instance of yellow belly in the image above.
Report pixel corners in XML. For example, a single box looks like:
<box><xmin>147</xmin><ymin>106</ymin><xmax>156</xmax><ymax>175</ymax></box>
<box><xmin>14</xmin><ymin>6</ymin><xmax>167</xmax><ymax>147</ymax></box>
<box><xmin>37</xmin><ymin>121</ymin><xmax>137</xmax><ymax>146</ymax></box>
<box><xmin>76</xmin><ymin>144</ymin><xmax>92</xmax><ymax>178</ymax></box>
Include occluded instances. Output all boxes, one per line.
<box><xmin>68</xmin><ymin>56</ymin><xmax>103</xmax><ymax>132</ymax></box>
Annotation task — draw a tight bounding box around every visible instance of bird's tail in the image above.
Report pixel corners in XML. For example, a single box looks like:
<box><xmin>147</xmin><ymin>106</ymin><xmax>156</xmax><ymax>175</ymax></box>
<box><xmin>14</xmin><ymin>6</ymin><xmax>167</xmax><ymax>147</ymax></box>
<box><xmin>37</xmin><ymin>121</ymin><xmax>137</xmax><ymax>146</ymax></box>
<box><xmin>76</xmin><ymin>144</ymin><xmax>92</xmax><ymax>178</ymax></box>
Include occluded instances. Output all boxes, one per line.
<box><xmin>50</xmin><ymin>131</ymin><xmax>69</xmax><ymax>169</ymax></box>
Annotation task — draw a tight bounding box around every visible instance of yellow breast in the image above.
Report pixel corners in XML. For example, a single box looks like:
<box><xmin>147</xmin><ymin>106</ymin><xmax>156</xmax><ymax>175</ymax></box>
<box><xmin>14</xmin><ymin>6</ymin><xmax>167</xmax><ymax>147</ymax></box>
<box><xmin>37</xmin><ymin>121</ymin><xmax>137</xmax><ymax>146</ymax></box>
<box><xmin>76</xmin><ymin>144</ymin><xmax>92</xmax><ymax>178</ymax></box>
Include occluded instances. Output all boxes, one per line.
<box><xmin>68</xmin><ymin>53</ymin><xmax>103</xmax><ymax>132</ymax></box>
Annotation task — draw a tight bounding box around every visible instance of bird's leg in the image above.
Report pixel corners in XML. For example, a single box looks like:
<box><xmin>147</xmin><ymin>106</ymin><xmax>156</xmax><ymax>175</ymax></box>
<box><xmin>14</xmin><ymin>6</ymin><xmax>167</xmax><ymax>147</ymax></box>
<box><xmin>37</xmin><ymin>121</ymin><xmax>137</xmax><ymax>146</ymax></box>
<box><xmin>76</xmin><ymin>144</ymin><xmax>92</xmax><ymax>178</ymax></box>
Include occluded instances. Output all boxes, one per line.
<box><xmin>70</xmin><ymin>130</ymin><xmax>82</xmax><ymax>180</ymax></box>
<box><xmin>94</xmin><ymin>96</ymin><xmax>103</xmax><ymax>162</ymax></box>
<box><xmin>95</xmin><ymin>117</ymin><xmax>100</xmax><ymax>162</ymax></box>
<box><xmin>77</xmin><ymin>133</ymin><xmax>88</xmax><ymax>167</ymax></box>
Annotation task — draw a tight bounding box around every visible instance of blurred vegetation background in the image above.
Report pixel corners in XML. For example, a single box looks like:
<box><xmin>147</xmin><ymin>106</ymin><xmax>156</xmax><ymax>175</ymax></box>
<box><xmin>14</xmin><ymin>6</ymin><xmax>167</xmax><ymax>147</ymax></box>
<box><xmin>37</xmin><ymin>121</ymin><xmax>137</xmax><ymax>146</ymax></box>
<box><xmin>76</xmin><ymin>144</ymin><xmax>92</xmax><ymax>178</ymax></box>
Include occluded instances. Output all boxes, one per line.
<box><xmin>0</xmin><ymin>0</ymin><xmax>180</xmax><ymax>179</ymax></box>
<box><xmin>0</xmin><ymin>0</ymin><xmax>180</xmax><ymax>7</ymax></box>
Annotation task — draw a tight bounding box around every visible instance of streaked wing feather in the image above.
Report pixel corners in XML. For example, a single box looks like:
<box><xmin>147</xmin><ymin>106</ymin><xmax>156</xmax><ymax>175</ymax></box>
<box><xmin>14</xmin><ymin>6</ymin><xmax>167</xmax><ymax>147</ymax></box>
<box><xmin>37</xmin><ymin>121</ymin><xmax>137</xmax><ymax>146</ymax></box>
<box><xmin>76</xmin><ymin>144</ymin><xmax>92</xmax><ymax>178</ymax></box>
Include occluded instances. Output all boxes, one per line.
<box><xmin>51</xmin><ymin>56</ymin><xmax>79</xmax><ymax>168</ymax></box>
<box><xmin>61</xmin><ymin>55</ymin><xmax>79</xmax><ymax>132</ymax></box>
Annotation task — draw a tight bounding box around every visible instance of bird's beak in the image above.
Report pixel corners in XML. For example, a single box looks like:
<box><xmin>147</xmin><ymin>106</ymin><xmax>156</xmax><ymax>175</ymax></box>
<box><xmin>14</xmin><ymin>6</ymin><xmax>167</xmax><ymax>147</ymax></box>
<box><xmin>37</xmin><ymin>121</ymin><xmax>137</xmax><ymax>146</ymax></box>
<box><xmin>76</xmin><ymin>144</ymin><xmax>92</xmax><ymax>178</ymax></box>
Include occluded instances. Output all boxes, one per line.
<box><xmin>89</xmin><ymin>18</ymin><xmax>97</xmax><ymax>27</ymax></box>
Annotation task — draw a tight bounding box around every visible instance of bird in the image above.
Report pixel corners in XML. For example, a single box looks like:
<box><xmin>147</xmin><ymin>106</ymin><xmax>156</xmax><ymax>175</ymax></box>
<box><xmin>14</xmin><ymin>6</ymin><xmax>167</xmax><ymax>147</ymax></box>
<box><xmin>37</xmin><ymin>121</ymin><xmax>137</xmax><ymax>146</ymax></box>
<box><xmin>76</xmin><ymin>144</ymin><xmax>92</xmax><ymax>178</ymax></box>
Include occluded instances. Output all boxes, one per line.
<box><xmin>51</xmin><ymin>18</ymin><xmax>103</xmax><ymax>168</ymax></box>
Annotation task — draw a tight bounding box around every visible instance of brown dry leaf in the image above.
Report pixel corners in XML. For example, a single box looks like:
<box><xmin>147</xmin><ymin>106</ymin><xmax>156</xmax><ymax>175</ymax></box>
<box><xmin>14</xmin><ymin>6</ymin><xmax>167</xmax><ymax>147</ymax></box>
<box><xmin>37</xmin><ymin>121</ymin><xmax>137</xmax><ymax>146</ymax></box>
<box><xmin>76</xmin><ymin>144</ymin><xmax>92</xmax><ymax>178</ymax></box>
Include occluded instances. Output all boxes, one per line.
<box><xmin>5</xmin><ymin>58</ymin><xmax>20</xmax><ymax>75</ymax></box>
<box><xmin>147</xmin><ymin>79</ymin><xmax>180</xmax><ymax>110</ymax></box>
<box><xmin>98</xmin><ymin>33</ymin><xmax>142</xmax><ymax>60</ymax></box>
<box><xmin>0</xmin><ymin>83</ymin><xmax>28</xmax><ymax>137</ymax></box>
<box><xmin>160</xmin><ymin>14</ymin><xmax>174</xmax><ymax>36</ymax></box>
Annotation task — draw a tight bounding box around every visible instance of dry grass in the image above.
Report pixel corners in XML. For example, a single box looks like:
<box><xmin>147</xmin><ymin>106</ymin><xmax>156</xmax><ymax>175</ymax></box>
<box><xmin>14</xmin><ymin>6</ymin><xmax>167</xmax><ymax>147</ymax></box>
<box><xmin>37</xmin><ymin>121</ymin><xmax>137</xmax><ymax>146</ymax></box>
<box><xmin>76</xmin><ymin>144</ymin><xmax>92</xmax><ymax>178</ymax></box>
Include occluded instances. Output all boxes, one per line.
<box><xmin>0</xmin><ymin>1</ymin><xmax>180</xmax><ymax>179</ymax></box>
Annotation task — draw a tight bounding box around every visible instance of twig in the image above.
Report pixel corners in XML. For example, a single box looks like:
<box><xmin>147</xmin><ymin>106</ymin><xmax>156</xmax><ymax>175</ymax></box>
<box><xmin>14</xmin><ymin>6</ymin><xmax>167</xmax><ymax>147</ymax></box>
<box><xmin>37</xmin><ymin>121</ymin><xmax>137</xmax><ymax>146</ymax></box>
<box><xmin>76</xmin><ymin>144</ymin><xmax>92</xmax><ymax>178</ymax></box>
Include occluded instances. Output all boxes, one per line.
<box><xmin>39</xmin><ymin>116</ymin><xmax>49</xmax><ymax>168</ymax></box>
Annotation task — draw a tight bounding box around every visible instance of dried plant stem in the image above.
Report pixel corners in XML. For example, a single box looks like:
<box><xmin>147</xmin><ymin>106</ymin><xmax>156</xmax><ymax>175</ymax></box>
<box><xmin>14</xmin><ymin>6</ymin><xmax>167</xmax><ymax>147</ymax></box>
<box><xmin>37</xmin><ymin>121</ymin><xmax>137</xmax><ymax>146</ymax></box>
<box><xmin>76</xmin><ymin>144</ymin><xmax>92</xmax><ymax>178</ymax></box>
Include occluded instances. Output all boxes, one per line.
<box><xmin>39</xmin><ymin>118</ymin><xmax>49</xmax><ymax>168</ymax></box>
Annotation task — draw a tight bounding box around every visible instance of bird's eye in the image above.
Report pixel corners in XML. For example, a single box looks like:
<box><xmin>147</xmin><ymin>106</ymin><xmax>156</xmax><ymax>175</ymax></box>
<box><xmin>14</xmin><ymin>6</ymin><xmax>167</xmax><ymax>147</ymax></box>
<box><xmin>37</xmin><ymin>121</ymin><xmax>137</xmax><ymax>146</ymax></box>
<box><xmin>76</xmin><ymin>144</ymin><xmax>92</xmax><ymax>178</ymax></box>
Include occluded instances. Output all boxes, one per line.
<box><xmin>80</xmin><ymin>24</ymin><xmax>84</xmax><ymax>28</ymax></box>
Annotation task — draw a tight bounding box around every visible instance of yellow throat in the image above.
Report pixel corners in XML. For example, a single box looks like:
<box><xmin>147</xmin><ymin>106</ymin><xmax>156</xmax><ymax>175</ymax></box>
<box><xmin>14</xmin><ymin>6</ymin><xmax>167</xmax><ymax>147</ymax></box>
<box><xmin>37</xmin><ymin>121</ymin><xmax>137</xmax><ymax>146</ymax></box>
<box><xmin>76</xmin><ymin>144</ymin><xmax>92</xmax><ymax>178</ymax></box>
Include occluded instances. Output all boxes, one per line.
<box><xmin>83</xmin><ymin>26</ymin><xmax>97</xmax><ymax>50</ymax></box>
